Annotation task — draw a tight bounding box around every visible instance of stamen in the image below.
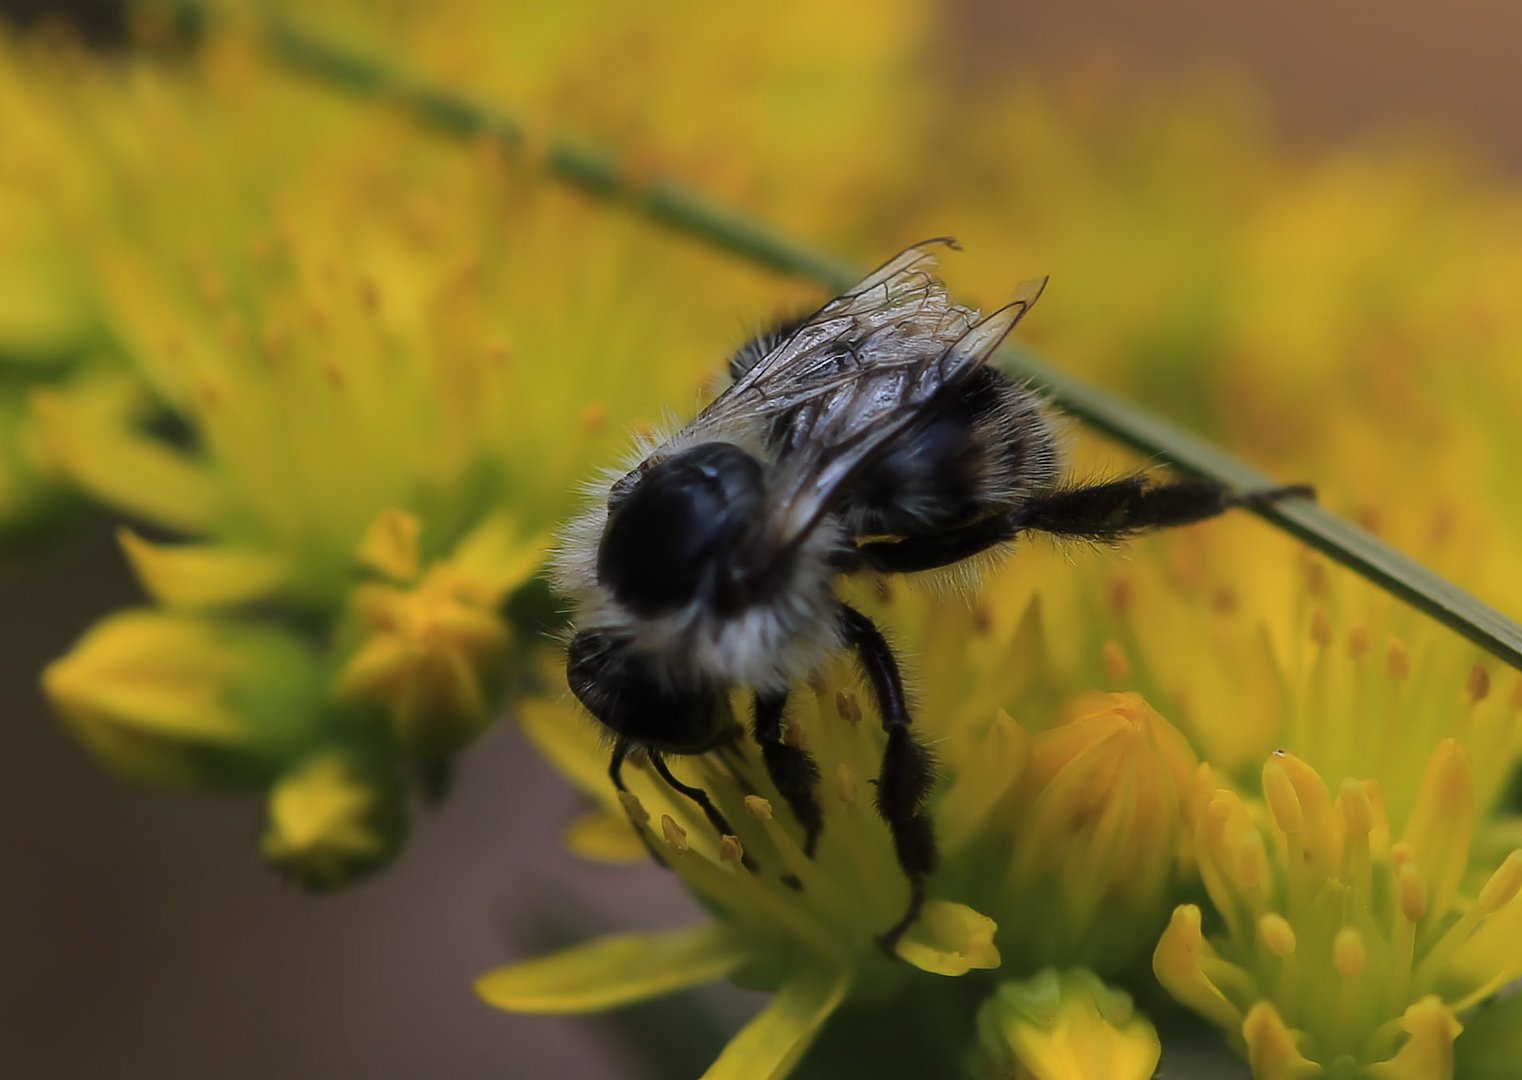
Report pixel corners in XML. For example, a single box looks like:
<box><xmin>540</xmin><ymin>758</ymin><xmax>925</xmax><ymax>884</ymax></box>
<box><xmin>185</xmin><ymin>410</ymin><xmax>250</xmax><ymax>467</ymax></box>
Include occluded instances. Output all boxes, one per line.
<box><xmin>1467</xmin><ymin>665</ymin><xmax>1491</xmax><ymax>704</ymax></box>
<box><xmin>660</xmin><ymin>814</ymin><xmax>689</xmax><ymax>853</ymax></box>
<box><xmin>618</xmin><ymin>790</ymin><xmax>650</xmax><ymax>826</ymax></box>
<box><xmin>835</xmin><ymin>763</ymin><xmax>857</xmax><ymax>805</ymax></box>
<box><xmin>718</xmin><ymin>835</ymin><xmax>745</xmax><ymax>866</ymax></box>
<box><xmin>744</xmin><ymin>795</ymin><xmax>774</xmax><ymax>820</ymax></box>
<box><xmin>1310</xmin><ymin>609</ymin><xmax>1333</xmax><ymax>649</ymax></box>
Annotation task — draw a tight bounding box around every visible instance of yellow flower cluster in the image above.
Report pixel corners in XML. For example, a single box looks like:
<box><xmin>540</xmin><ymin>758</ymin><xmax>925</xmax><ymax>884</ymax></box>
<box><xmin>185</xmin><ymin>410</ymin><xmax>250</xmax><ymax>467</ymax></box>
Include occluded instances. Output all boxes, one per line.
<box><xmin>5</xmin><ymin>4</ymin><xmax>1522</xmax><ymax>1078</ymax></box>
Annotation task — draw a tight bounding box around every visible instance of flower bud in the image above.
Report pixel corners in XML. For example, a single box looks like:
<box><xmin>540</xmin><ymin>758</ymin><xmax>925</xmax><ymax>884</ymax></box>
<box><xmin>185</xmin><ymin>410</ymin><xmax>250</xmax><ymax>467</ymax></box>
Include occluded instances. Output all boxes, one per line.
<box><xmin>259</xmin><ymin>748</ymin><xmax>409</xmax><ymax>890</ymax></box>
<box><xmin>43</xmin><ymin>609</ymin><xmax>321</xmax><ymax>787</ymax></box>
<box><xmin>1001</xmin><ymin>692</ymin><xmax>1197</xmax><ymax>970</ymax></box>
<box><xmin>974</xmin><ymin>968</ymin><xmax>1160</xmax><ymax>1080</ymax></box>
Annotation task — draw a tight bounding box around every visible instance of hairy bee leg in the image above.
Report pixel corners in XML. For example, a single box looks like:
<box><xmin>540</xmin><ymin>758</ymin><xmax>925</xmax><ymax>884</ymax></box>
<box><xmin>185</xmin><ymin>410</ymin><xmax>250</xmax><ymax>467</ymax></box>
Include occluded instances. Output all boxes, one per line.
<box><xmin>648</xmin><ymin>753</ymin><xmax>754</xmax><ymax>869</ymax></box>
<box><xmin>850</xmin><ymin>479</ymin><xmax>1316</xmax><ymax>574</ymax></box>
<box><xmin>839</xmin><ymin>604</ymin><xmax>938</xmax><ymax>954</ymax></box>
<box><xmin>753</xmin><ymin>690</ymin><xmax>825</xmax><ymax>858</ymax></box>
<box><xmin>609</xmin><ymin>739</ymin><xmax>668</xmax><ymax>868</ymax></box>
<box><xmin>1012</xmin><ymin>476</ymin><xmax>1315</xmax><ymax>540</ymax></box>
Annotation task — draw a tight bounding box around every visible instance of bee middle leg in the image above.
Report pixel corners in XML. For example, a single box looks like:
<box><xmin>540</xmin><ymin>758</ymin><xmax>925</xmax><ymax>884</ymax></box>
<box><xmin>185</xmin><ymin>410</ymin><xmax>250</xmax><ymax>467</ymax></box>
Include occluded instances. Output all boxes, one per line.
<box><xmin>839</xmin><ymin>603</ymin><xmax>938</xmax><ymax>954</ymax></box>
<box><xmin>752</xmin><ymin>690</ymin><xmax>824</xmax><ymax>857</ymax></box>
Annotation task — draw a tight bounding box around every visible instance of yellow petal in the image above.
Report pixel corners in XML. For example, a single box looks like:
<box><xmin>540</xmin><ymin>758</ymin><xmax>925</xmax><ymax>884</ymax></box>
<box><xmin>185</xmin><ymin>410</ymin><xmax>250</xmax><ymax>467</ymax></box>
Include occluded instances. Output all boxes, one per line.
<box><xmin>448</xmin><ymin>513</ymin><xmax>548</xmax><ymax>606</ymax></box>
<box><xmin>118</xmin><ymin>528</ymin><xmax>290</xmax><ymax>610</ymax></box>
<box><xmin>1242</xmin><ymin>1002</ymin><xmax>1320</xmax><ymax>1080</ymax></box>
<box><xmin>475</xmin><ymin>923</ymin><xmax>749</xmax><ymax>1014</ymax></box>
<box><xmin>1400</xmin><ymin>740</ymin><xmax>1475</xmax><ymax>919</ymax></box>
<box><xmin>1153</xmin><ymin>905</ymin><xmax>1243</xmax><ymax>1031</ymax></box>
<box><xmin>42</xmin><ymin>609</ymin><xmax>320</xmax><ymax>787</ymax></box>
<box><xmin>29</xmin><ymin>384</ymin><xmax>221</xmax><ymax>533</ymax></box>
<box><xmin>702</xmin><ymin>967</ymin><xmax>851</xmax><ymax>1080</ymax></box>
<box><xmin>1367</xmin><ymin>997</ymin><xmax>1461</xmax><ymax>1080</ymax></box>
<box><xmin>563</xmin><ymin>809</ymin><xmax>648</xmax><ymax>864</ymax></box>
<box><xmin>517</xmin><ymin>697</ymin><xmax>614</xmax><ymax>805</ymax></box>
<box><xmin>935</xmin><ymin>709</ymin><xmax>1028</xmax><ymax>855</ymax></box>
<box><xmin>894</xmin><ymin>900</ymin><xmax>1001</xmax><ymax>976</ymax></box>
<box><xmin>357</xmin><ymin>507</ymin><xmax>423</xmax><ymax>582</ymax></box>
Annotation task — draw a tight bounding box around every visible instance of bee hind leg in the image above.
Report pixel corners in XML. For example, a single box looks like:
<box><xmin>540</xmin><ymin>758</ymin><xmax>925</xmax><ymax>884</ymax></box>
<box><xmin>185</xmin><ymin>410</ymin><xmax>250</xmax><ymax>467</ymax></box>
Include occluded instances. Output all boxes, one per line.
<box><xmin>752</xmin><ymin>689</ymin><xmax>824</xmax><ymax>858</ymax></box>
<box><xmin>1012</xmin><ymin>474</ymin><xmax>1314</xmax><ymax>540</ymax></box>
<box><xmin>839</xmin><ymin>604</ymin><xmax>938</xmax><ymax>956</ymax></box>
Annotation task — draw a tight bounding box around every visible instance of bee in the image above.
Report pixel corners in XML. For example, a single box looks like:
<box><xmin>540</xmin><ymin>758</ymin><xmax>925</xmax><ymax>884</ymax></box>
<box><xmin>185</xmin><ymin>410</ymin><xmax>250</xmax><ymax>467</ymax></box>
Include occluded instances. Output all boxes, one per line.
<box><xmin>553</xmin><ymin>239</ymin><xmax>1310</xmax><ymax>949</ymax></box>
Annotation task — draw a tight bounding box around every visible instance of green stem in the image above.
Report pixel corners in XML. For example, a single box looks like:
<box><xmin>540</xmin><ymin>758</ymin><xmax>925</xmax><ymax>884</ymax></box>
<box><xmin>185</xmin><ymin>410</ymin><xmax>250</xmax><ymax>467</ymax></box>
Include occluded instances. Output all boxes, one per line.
<box><xmin>138</xmin><ymin>1</ymin><xmax>1522</xmax><ymax>672</ymax></box>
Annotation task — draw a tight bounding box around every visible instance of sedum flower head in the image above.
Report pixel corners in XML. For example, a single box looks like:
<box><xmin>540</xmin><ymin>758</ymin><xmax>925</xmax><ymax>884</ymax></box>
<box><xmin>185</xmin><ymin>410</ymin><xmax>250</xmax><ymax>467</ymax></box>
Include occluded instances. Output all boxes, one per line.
<box><xmin>477</xmin><ymin>574</ymin><xmax>1202</xmax><ymax>1074</ymax></box>
<box><xmin>972</xmin><ymin>968</ymin><xmax>1161</xmax><ymax>1080</ymax></box>
<box><xmin>480</xmin><ymin>670</ymin><xmax>1003</xmax><ymax>1076</ymax></box>
<box><xmin>1154</xmin><ymin>744</ymin><xmax>1522</xmax><ymax>1078</ymax></box>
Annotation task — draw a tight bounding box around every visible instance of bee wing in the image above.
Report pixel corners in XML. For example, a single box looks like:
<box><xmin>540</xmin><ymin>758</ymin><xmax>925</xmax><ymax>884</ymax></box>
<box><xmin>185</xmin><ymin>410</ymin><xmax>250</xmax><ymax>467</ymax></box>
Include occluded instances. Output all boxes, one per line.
<box><xmin>760</xmin><ymin>279</ymin><xmax>1046</xmax><ymax>558</ymax></box>
<box><xmin>711</xmin><ymin>237</ymin><xmax>963</xmax><ymax>417</ymax></box>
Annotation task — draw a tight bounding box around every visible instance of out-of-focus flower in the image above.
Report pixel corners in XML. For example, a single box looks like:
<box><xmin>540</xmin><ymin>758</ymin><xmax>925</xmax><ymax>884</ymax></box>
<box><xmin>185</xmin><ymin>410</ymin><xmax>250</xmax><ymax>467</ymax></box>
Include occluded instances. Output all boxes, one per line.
<box><xmin>42</xmin><ymin>608</ymin><xmax>323</xmax><ymax>787</ymax></box>
<box><xmin>1154</xmin><ymin>746</ymin><xmax>1522</xmax><ymax>1078</ymax></box>
<box><xmin>260</xmin><ymin>747</ymin><xmax>410</xmax><ymax>891</ymax></box>
<box><xmin>9</xmin><ymin>0</ymin><xmax>929</xmax><ymax>877</ymax></box>
<box><xmin>335</xmin><ymin>510</ymin><xmax>544</xmax><ymax>762</ymax></box>
<box><xmin>972</xmin><ymin>968</ymin><xmax>1161</xmax><ymax>1080</ymax></box>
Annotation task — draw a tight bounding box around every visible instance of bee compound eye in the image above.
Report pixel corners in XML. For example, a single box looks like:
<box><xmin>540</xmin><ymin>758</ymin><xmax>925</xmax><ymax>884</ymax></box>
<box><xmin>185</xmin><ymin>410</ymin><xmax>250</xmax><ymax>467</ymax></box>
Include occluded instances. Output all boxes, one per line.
<box><xmin>565</xmin><ymin>630</ymin><xmax>726</xmax><ymax>754</ymax></box>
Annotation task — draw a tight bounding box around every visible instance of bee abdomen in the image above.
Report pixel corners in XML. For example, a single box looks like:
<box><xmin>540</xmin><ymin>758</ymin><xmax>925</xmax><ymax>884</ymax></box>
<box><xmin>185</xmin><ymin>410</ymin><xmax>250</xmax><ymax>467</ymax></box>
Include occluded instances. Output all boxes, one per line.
<box><xmin>839</xmin><ymin>367</ymin><xmax>1058</xmax><ymax>537</ymax></box>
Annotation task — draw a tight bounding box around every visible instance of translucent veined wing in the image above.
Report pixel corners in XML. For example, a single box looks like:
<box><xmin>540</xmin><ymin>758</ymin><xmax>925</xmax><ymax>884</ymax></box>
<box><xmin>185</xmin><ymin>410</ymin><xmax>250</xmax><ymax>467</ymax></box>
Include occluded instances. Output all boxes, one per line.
<box><xmin>758</xmin><ymin>277</ymin><xmax>1047</xmax><ymax>560</ymax></box>
<box><xmin>692</xmin><ymin>238</ymin><xmax>1047</xmax><ymax>568</ymax></box>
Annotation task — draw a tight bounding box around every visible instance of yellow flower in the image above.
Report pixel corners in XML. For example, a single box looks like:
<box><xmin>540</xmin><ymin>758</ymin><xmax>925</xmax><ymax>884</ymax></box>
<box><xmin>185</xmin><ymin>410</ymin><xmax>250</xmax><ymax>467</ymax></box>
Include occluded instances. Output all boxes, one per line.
<box><xmin>973</xmin><ymin>968</ymin><xmax>1161</xmax><ymax>1080</ymax></box>
<box><xmin>260</xmin><ymin>747</ymin><xmax>409</xmax><ymax>891</ymax></box>
<box><xmin>42</xmin><ymin>608</ymin><xmax>323</xmax><ymax>786</ymax></box>
<box><xmin>481</xmin><ymin>669</ymin><xmax>1003</xmax><ymax>1076</ymax></box>
<box><xmin>477</xmin><ymin>572</ymin><xmax>1199</xmax><ymax>1074</ymax></box>
<box><xmin>335</xmin><ymin>510</ymin><xmax>544</xmax><ymax>762</ymax></box>
<box><xmin>1154</xmin><ymin>746</ymin><xmax>1522</xmax><ymax>1078</ymax></box>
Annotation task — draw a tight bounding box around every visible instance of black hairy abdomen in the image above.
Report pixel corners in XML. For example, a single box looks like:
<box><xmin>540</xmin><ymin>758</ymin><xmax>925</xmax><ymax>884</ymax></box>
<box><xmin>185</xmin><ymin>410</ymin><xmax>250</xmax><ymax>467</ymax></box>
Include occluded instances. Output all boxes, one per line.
<box><xmin>818</xmin><ymin>367</ymin><xmax>1039</xmax><ymax>537</ymax></box>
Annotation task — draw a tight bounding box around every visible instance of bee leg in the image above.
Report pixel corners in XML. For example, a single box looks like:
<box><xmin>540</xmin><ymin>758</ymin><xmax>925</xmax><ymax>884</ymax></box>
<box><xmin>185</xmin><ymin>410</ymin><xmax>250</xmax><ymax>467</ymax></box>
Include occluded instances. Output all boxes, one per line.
<box><xmin>648</xmin><ymin>753</ymin><xmax>754</xmax><ymax>869</ymax></box>
<box><xmin>609</xmin><ymin>739</ymin><xmax>668</xmax><ymax>868</ymax></box>
<box><xmin>839</xmin><ymin>604</ymin><xmax>938</xmax><ymax>955</ymax></box>
<box><xmin>850</xmin><ymin>480</ymin><xmax>1314</xmax><ymax>575</ymax></box>
<box><xmin>1013</xmin><ymin>475</ymin><xmax>1315</xmax><ymax>540</ymax></box>
<box><xmin>753</xmin><ymin>690</ymin><xmax>824</xmax><ymax>858</ymax></box>
<box><xmin>851</xmin><ymin>512</ymin><xmax>1020</xmax><ymax>574</ymax></box>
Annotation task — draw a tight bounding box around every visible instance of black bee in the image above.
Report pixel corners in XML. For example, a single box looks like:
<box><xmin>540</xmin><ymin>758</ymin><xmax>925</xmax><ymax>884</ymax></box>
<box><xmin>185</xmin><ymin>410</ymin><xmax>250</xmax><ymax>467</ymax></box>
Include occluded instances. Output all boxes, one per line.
<box><xmin>553</xmin><ymin>239</ymin><xmax>1309</xmax><ymax>948</ymax></box>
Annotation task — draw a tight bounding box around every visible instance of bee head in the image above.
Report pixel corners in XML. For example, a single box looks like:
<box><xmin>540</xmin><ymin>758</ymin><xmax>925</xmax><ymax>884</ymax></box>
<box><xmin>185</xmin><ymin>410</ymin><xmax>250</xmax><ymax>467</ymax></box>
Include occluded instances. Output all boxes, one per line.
<box><xmin>566</xmin><ymin>629</ymin><xmax>732</xmax><ymax>753</ymax></box>
<box><xmin>597</xmin><ymin>441</ymin><xmax>767</xmax><ymax>615</ymax></box>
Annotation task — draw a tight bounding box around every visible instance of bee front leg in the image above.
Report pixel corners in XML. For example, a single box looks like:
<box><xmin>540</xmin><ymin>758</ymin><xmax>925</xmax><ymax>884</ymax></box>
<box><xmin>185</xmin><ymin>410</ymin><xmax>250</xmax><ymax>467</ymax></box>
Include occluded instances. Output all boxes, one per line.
<box><xmin>647</xmin><ymin>753</ymin><xmax>748</xmax><ymax>864</ymax></box>
<box><xmin>752</xmin><ymin>690</ymin><xmax>824</xmax><ymax>858</ymax></box>
<box><xmin>839</xmin><ymin>604</ymin><xmax>938</xmax><ymax>955</ymax></box>
<box><xmin>609</xmin><ymin>739</ymin><xmax>668</xmax><ymax>868</ymax></box>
